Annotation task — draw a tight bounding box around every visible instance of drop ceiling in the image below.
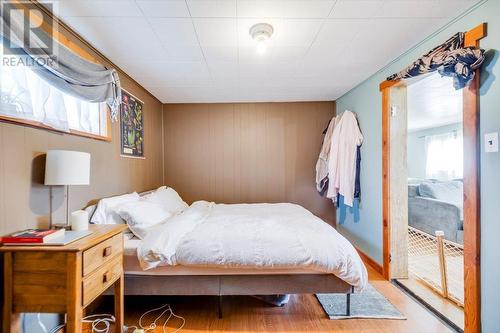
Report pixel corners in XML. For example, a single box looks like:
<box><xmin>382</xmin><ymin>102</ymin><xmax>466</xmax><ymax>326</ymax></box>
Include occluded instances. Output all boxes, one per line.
<box><xmin>53</xmin><ymin>0</ymin><xmax>479</xmax><ymax>103</ymax></box>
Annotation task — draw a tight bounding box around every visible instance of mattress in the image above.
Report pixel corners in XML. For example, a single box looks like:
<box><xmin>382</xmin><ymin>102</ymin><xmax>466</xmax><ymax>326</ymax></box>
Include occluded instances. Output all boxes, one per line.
<box><xmin>124</xmin><ymin>237</ymin><xmax>324</xmax><ymax>276</ymax></box>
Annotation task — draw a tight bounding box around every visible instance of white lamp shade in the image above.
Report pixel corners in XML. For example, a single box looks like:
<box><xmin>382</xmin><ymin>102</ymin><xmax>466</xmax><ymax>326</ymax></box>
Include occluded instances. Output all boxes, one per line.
<box><xmin>44</xmin><ymin>150</ymin><xmax>91</xmax><ymax>185</ymax></box>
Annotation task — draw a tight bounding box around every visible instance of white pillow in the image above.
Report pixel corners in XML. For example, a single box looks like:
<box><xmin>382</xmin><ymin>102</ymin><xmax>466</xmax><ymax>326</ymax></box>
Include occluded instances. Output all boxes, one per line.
<box><xmin>142</xmin><ymin>187</ymin><xmax>188</xmax><ymax>215</ymax></box>
<box><xmin>91</xmin><ymin>192</ymin><xmax>140</xmax><ymax>224</ymax></box>
<box><xmin>116</xmin><ymin>200</ymin><xmax>172</xmax><ymax>239</ymax></box>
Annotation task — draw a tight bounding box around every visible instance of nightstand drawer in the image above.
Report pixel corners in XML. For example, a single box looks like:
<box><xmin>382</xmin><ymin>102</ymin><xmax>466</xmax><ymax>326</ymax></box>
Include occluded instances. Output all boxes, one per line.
<box><xmin>82</xmin><ymin>255</ymin><xmax>123</xmax><ymax>307</ymax></box>
<box><xmin>83</xmin><ymin>233</ymin><xmax>123</xmax><ymax>276</ymax></box>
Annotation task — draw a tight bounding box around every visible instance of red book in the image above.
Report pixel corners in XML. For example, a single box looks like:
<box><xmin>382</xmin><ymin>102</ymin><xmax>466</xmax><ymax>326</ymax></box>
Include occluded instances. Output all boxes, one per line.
<box><xmin>1</xmin><ymin>229</ymin><xmax>65</xmax><ymax>244</ymax></box>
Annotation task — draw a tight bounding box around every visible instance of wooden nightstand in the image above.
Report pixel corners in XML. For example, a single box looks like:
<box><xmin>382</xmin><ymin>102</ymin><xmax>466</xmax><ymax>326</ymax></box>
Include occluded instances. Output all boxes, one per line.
<box><xmin>1</xmin><ymin>224</ymin><xmax>128</xmax><ymax>333</ymax></box>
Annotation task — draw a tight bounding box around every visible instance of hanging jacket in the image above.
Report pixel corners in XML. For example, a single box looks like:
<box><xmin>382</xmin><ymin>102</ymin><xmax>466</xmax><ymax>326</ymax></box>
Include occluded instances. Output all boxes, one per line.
<box><xmin>326</xmin><ymin>110</ymin><xmax>363</xmax><ymax>207</ymax></box>
<box><xmin>315</xmin><ymin>116</ymin><xmax>337</xmax><ymax>192</ymax></box>
<box><xmin>354</xmin><ymin>145</ymin><xmax>361</xmax><ymax>199</ymax></box>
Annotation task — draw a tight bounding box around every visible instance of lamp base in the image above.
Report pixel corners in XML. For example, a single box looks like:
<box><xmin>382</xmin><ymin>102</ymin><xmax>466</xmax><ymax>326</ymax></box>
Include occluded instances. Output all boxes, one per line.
<box><xmin>51</xmin><ymin>223</ymin><xmax>72</xmax><ymax>231</ymax></box>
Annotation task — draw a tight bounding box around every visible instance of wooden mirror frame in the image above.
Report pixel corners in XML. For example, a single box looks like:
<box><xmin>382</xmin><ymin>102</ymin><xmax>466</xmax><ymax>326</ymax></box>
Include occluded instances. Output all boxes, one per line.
<box><xmin>379</xmin><ymin>23</ymin><xmax>487</xmax><ymax>333</ymax></box>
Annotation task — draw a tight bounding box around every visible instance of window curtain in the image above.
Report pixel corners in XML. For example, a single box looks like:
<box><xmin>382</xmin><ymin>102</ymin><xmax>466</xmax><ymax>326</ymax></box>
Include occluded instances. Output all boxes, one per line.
<box><xmin>0</xmin><ymin>3</ymin><xmax>121</xmax><ymax>120</ymax></box>
<box><xmin>387</xmin><ymin>32</ymin><xmax>485</xmax><ymax>89</ymax></box>
<box><xmin>425</xmin><ymin>131</ymin><xmax>463</xmax><ymax>180</ymax></box>
<box><xmin>1</xmin><ymin>46</ymin><xmax>101</xmax><ymax>133</ymax></box>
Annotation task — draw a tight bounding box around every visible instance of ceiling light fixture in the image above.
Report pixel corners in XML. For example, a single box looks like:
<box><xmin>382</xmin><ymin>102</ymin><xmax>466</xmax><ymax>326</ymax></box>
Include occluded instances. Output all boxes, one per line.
<box><xmin>249</xmin><ymin>23</ymin><xmax>274</xmax><ymax>55</ymax></box>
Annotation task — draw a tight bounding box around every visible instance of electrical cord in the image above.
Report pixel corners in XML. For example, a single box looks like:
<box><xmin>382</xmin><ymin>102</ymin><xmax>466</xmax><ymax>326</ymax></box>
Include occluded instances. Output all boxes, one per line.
<box><xmin>37</xmin><ymin>313</ymin><xmax>49</xmax><ymax>333</ymax></box>
<box><xmin>48</xmin><ymin>323</ymin><xmax>66</xmax><ymax>333</ymax></box>
<box><xmin>46</xmin><ymin>303</ymin><xmax>185</xmax><ymax>333</ymax></box>
<box><xmin>82</xmin><ymin>314</ymin><xmax>116</xmax><ymax>333</ymax></box>
<box><xmin>137</xmin><ymin>303</ymin><xmax>185</xmax><ymax>333</ymax></box>
<box><xmin>47</xmin><ymin>314</ymin><xmax>116</xmax><ymax>333</ymax></box>
<box><xmin>21</xmin><ymin>313</ymin><xmax>50</xmax><ymax>333</ymax></box>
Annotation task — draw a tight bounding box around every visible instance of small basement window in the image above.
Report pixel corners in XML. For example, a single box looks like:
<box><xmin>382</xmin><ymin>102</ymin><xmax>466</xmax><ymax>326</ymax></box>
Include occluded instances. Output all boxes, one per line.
<box><xmin>0</xmin><ymin>46</ymin><xmax>111</xmax><ymax>141</ymax></box>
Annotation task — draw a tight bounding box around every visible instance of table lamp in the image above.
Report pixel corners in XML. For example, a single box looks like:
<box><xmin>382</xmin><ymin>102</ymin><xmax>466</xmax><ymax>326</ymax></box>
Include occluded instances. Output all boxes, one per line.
<box><xmin>44</xmin><ymin>150</ymin><xmax>91</xmax><ymax>229</ymax></box>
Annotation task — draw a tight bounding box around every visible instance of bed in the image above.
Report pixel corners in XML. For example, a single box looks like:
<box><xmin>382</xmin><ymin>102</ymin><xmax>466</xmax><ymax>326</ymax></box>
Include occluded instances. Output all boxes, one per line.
<box><xmin>87</xmin><ymin>187</ymin><xmax>367</xmax><ymax>317</ymax></box>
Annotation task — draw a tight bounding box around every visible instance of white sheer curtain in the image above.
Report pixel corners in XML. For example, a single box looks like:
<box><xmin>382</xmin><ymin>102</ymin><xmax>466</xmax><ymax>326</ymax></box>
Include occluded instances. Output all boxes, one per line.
<box><xmin>425</xmin><ymin>131</ymin><xmax>463</xmax><ymax>180</ymax></box>
<box><xmin>1</xmin><ymin>46</ymin><xmax>101</xmax><ymax>134</ymax></box>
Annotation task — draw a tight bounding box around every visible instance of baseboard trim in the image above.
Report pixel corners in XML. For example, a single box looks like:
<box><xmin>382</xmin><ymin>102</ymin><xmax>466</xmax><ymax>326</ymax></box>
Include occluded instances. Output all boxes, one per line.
<box><xmin>355</xmin><ymin>247</ymin><xmax>383</xmax><ymax>275</ymax></box>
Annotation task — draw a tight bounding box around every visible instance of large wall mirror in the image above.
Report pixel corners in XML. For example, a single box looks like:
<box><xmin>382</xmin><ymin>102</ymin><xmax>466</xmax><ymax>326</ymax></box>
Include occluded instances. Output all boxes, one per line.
<box><xmin>380</xmin><ymin>23</ymin><xmax>486</xmax><ymax>333</ymax></box>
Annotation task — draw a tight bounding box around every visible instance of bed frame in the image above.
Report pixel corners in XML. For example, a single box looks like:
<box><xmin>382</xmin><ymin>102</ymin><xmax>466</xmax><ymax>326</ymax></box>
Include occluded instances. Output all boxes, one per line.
<box><xmin>122</xmin><ymin>273</ymin><xmax>355</xmax><ymax>318</ymax></box>
<box><xmin>89</xmin><ymin>191</ymin><xmax>356</xmax><ymax>317</ymax></box>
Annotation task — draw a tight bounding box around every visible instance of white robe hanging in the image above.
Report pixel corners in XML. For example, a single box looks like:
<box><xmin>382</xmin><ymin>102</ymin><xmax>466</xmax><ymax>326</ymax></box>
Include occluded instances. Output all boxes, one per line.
<box><xmin>326</xmin><ymin>110</ymin><xmax>363</xmax><ymax>207</ymax></box>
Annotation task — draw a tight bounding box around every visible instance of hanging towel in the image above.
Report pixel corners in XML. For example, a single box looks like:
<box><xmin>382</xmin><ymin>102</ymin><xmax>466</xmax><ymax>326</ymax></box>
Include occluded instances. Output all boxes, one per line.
<box><xmin>315</xmin><ymin>116</ymin><xmax>337</xmax><ymax>192</ymax></box>
<box><xmin>326</xmin><ymin>111</ymin><xmax>363</xmax><ymax>207</ymax></box>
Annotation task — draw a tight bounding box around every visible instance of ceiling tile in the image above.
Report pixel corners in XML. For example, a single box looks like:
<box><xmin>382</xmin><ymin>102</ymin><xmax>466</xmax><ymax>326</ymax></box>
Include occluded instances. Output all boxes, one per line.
<box><xmin>376</xmin><ymin>0</ymin><xmax>446</xmax><ymax>18</ymax></box>
<box><xmin>165</xmin><ymin>61</ymin><xmax>211</xmax><ymax>78</ymax></box>
<box><xmin>347</xmin><ymin>17</ymin><xmax>445</xmax><ymax>67</ymax></box>
<box><xmin>238</xmin><ymin>62</ymin><xmax>298</xmax><ymax>78</ymax></box>
<box><xmin>149</xmin><ymin>18</ymin><xmax>199</xmax><ymax>46</ymax></box>
<box><xmin>207</xmin><ymin>61</ymin><xmax>239</xmax><ymax>76</ymax></box>
<box><xmin>314</xmin><ymin>19</ymin><xmax>367</xmax><ymax>47</ymax></box>
<box><xmin>149</xmin><ymin>18</ymin><xmax>203</xmax><ymax>61</ymax></box>
<box><xmin>159</xmin><ymin>86</ymin><xmax>238</xmax><ymax>103</ymax></box>
<box><xmin>238</xmin><ymin>45</ymin><xmax>269</xmax><ymax>63</ymax></box>
<box><xmin>209</xmin><ymin>62</ymin><xmax>239</xmax><ymax>85</ymax></box>
<box><xmin>303</xmin><ymin>19</ymin><xmax>369</xmax><ymax>68</ymax></box>
<box><xmin>203</xmin><ymin>45</ymin><xmax>238</xmax><ymax>62</ymax></box>
<box><xmin>55</xmin><ymin>0</ymin><xmax>141</xmax><ymax>18</ymax></box>
<box><xmin>134</xmin><ymin>61</ymin><xmax>212</xmax><ymax>86</ymax></box>
<box><xmin>274</xmin><ymin>19</ymin><xmax>323</xmax><ymax>46</ymax></box>
<box><xmin>148</xmin><ymin>18</ymin><xmax>204</xmax><ymax>60</ymax></box>
<box><xmin>162</xmin><ymin>75</ymin><xmax>213</xmax><ymax>87</ymax></box>
<box><xmin>139</xmin><ymin>85</ymin><xmax>166</xmax><ymax>100</ymax></box>
<box><xmin>432</xmin><ymin>0</ymin><xmax>477</xmax><ymax>18</ymax></box>
<box><xmin>187</xmin><ymin>0</ymin><xmax>237</xmax><ymax>17</ymax></box>
<box><xmin>330</xmin><ymin>0</ymin><xmax>383</xmax><ymax>19</ymax></box>
<box><xmin>135</xmin><ymin>0</ymin><xmax>190</xmax><ymax>17</ymax></box>
<box><xmin>270</xmin><ymin>46</ymin><xmax>309</xmax><ymax>62</ymax></box>
<box><xmin>239</xmin><ymin>45</ymin><xmax>306</xmax><ymax>64</ymax></box>
<box><xmin>237</xmin><ymin>0</ymin><xmax>335</xmax><ymax>18</ymax></box>
<box><xmin>193</xmin><ymin>18</ymin><xmax>238</xmax><ymax>46</ymax></box>
<box><xmin>166</xmin><ymin>45</ymin><xmax>205</xmax><ymax>62</ymax></box>
<box><xmin>120</xmin><ymin>61</ymin><xmax>211</xmax><ymax>82</ymax></box>
<box><xmin>61</xmin><ymin>16</ymin><xmax>168</xmax><ymax>62</ymax></box>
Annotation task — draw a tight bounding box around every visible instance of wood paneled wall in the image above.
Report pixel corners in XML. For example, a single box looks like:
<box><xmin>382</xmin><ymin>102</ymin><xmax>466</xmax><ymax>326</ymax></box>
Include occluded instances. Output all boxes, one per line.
<box><xmin>163</xmin><ymin>102</ymin><xmax>336</xmax><ymax>225</ymax></box>
<box><xmin>0</xmin><ymin>26</ymin><xmax>164</xmax><ymax>236</ymax></box>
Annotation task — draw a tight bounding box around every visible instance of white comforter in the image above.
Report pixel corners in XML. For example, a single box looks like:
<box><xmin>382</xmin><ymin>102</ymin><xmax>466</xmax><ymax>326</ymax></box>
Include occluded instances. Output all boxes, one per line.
<box><xmin>138</xmin><ymin>201</ymin><xmax>368</xmax><ymax>291</ymax></box>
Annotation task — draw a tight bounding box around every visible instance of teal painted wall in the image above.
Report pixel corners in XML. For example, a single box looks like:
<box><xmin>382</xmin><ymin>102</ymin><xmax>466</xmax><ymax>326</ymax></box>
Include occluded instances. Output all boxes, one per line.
<box><xmin>407</xmin><ymin>123</ymin><xmax>462</xmax><ymax>179</ymax></box>
<box><xmin>335</xmin><ymin>1</ymin><xmax>499</xmax><ymax>331</ymax></box>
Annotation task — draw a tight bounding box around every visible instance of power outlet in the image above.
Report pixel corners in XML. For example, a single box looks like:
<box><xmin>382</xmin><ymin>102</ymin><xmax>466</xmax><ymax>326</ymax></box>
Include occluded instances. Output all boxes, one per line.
<box><xmin>485</xmin><ymin>132</ymin><xmax>499</xmax><ymax>153</ymax></box>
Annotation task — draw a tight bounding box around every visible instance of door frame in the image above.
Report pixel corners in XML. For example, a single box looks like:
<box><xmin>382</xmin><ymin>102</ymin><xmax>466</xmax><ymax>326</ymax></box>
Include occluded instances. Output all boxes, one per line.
<box><xmin>379</xmin><ymin>23</ymin><xmax>487</xmax><ymax>333</ymax></box>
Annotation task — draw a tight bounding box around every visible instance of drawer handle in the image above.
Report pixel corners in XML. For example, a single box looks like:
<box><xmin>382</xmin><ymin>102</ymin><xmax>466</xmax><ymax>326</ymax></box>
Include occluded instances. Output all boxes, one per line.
<box><xmin>103</xmin><ymin>246</ymin><xmax>112</xmax><ymax>258</ymax></box>
<box><xmin>103</xmin><ymin>271</ymin><xmax>110</xmax><ymax>283</ymax></box>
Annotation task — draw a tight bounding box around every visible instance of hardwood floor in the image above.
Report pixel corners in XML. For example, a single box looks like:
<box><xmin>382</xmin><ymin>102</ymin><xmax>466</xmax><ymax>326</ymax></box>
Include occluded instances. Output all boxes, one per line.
<box><xmin>86</xmin><ymin>265</ymin><xmax>455</xmax><ymax>333</ymax></box>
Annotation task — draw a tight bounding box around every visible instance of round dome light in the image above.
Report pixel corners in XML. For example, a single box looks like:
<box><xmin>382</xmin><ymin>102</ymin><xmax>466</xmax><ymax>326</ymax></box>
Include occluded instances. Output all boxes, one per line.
<box><xmin>249</xmin><ymin>23</ymin><xmax>274</xmax><ymax>55</ymax></box>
